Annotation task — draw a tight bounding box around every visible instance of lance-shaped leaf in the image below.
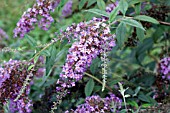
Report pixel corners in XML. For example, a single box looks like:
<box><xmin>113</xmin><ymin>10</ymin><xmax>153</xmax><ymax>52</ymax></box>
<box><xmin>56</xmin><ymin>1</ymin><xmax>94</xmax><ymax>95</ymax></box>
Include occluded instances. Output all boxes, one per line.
<box><xmin>119</xmin><ymin>0</ymin><xmax>128</xmax><ymax>16</ymax></box>
<box><xmin>84</xmin><ymin>9</ymin><xmax>109</xmax><ymax>17</ymax></box>
<box><xmin>109</xmin><ymin>6</ymin><xmax>119</xmax><ymax>23</ymax></box>
<box><xmin>87</xmin><ymin>0</ymin><xmax>97</xmax><ymax>8</ymax></box>
<box><xmin>97</xmin><ymin>0</ymin><xmax>106</xmax><ymax>10</ymax></box>
<box><xmin>128</xmin><ymin>0</ymin><xmax>149</xmax><ymax>6</ymax></box>
<box><xmin>122</xmin><ymin>18</ymin><xmax>145</xmax><ymax>31</ymax></box>
<box><xmin>136</xmin><ymin>27</ymin><xmax>144</xmax><ymax>42</ymax></box>
<box><xmin>116</xmin><ymin>22</ymin><xmax>127</xmax><ymax>48</ymax></box>
<box><xmin>79</xmin><ymin>0</ymin><xmax>87</xmax><ymax>10</ymax></box>
<box><xmin>134</xmin><ymin>15</ymin><xmax>159</xmax><ymax>24</ymax></box>
<box><xmin>45</xmin><ymin>45</ymin><xmax>57</xmax><ymax>76</ymax></box>
<box><xmin>85</xmin><ymin>79</ymin><xmax>95</xmax><ymax>97</ymax></box>
<box><xmin>25</xmin><ymin>34</ymin><xmax>37</xmax><ymax>47</ymax></box>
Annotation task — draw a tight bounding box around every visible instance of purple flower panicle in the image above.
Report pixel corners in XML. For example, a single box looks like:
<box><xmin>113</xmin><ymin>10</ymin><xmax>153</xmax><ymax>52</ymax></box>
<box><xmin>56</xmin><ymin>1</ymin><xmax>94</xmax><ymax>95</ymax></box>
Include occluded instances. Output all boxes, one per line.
<box><xmin>9</xmin><ymin>98</ymin><xmax>32</xmax><ymax>113</ymax></box>
<box><xmin>62</xmin><ymin>0</ymin><xmax>73</xmax><ymax>17</ymax></box>
<box><xmin>159</xmin><ymin>57</ymin><xmax>170</xmax><ymax>79</ymax></box>
<box><xmin>65</xmin><ymin>93</ymin><xmax>122</xmax><ymax>113</ymax></box>
<box><xmin>55</xmin><ymin>17</ymin><xmax>116</xmax><ymax>106</ymax></box>
<box><xmin>14</xmin><ymin>0</ymin><xmax>60</xmax><ymax>38</ymax></box>
<box><xmin>0</xmin><ymin>59</ymin><xmax>33</xmax><ymax>113</ymax></box>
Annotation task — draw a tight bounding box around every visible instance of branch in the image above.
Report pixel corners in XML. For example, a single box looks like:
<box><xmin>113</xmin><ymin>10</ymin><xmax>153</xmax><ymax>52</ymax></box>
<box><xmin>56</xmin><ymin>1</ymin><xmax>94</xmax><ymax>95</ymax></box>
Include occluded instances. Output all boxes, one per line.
<box><xmin>84</xmin><ymin>72</ymin><xmax>113</xmax><ymax>92</ymax></box>
<box><xmin>29</xmin><ymin>39</ymin><xmax>58</xmax><ymax>62</ymax></box>
<box><xmin>84</xmin><ymin>72</ymin><xmax>120</xmax><ymax>95</ymax></box>
<box><xmin>159</xmin><ymin>21</ymin><xmax>170</xmax><ymax>26</ymax></box>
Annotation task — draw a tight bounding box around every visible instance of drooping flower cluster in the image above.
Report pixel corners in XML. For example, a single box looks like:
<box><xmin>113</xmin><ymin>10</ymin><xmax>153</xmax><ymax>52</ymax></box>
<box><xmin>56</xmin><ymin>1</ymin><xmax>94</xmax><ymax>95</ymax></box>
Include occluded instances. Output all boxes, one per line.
<box><xmin>9</xmin><ymin>97</ymin><xmax>33</xmax><ymax>113</ymax></box>
<box><xmin>62</xmin><ymin>0</ymin><xmax>73</xmax><ymax>17</ymax></box>
<box><xmin>159</xmin><ymin>57</ymin><xmax>170</xmax><ymax>79</ymax></box>
<box><xmin>14</xmin><ymin>0</ymin><xmax>60</xmax><ymax>38</ymax></box>
<box><xmin>0</xmin><ymin>59</ymin><xmax>34</xmax><ymax>113</ymax></box>
<box><xmin>65</xmin><ymin>93</ymin><xmax>122</xmax><ymax>113</ymax></box>
<box><xmin>55</xmin><ymin>17</ymin><xmax>116</xmax><ymax>106</ymax></box>
<box><xmin>152</xmin><ymin>57</ymin><xmax>170</xmax><ymax>102</ymax></box>
<box><xmin>0</xmin><ymin>28</ymin><xmax>8</xmax><ymax>39</ymax></box>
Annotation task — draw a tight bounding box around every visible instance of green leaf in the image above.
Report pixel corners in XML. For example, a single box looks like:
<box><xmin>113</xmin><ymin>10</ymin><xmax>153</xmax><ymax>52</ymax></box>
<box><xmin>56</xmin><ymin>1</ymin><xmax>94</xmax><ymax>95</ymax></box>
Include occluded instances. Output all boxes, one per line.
<box><xmin>97</xmin><ymin>0</ymin><xmax>105</xmax><ymax>10</ymax></box>
<box><xmin>90</xmin><ymin>57</ymin><xmax>100</xmax><ymax>74</ymax></box>
<box><xmin>152</xmin><ymin>27</ymin><xmax>164</xmax><ymax>41</ymax></box>
<box><xmin>17</xmin><ymin>47</ymin><xmax>26</xmax><ymax>51</ymax></box>
<box><xmin>108</xmin><ymin>78</ymin><xmax>122</xmax><ymax>86</ymax></box>
<box><xmin>93</xmin><ymin>85</ymin><xmax>102</xmax><ymax>92</ymax></box>
<box><xmin>119</xmin><ymin>0</ymin><xmax>128</xmax><ymax>16</ymax></box>
<box><xmin>138</xmin><ymin>93</ymin><xmax>150</xmax><ymax>102</ymax></box>
<box><xmin>84</xmin><ymin>9</ymin><xmax>109</xmax><ymax>17</ymax></box>
<box><xmin>45</xmin><ymin>45</ymin><xmax>57</xmax><ymax>76</ymax></box>
<box><xmin>128</xmin><ymin>100</ymin><xmax>139</xmax><ymax>108</ymax></box>
<box><xmin>79</xmin><ymin>0</ymin><xmax>87</xmax><ymax>10</ymax></box>
<box><xmin>28</xmin><ymin>64</ymin><xmax>34</xmax><ymax>71</ymax></box>
<box><xmin>133</xmin><ymin>86</ymin><xmax>141</xmax><ymax>97</ymax></box>
<box><xmin>87</xmin><ymin>0</ymin><xmax>97</xmax><ymax>8</ymax></box>
<box><xmin>138</xmin><ymin>94</ymin><xmax>157</xmax><ymax>104</ymax></box>
<box><xmin>136</xmin><ymin>27</ymin><xmax>144</xmax><ymax>42</ymax></box>
<box><xmin>128</xmin><ymin>0</ymin><xmax>149</xmax><ymax>6</ymax></box>
<box><xmin>39</xmin><ymin>45</ymin><xmax>57</xmax><ymax>87</ymax></box>
<box><xmin>136</xmin><ymin>38</ymin><xmax>153</xmax><ymax>56</ymax></box>
<box><xmin>142</xmin><ymin>103</ymin><xmax>152</xmax><ymax>108</ymax></box>
<box><xmin>25</xmin><ymin>34</ymin><xmax>37</xmax><ymax>47</ymax></box>
<box><xmin>85</xmin><ymin>79</ymin><xmax>95</xmax><ymax>97</ymax></box>
<box><xmin>75</xmin><ymin>98</ymin><xmax>85</xmax><ymax>106</ymax></box>
<box><xmin>40</xmin><ymin>50</ymin><xmax>51</xmax><ymax>56</ymax></box>
<box><xmin>134</xmin><ymin>15</ymin><xmax>159</xmax><ymax>24</ymax></box>
<box><xmin>134</xmin><ymin>3</ymin><xmax>141</xmax><ymax>15</ymax></box>
<box><xmin>109</xmin><ymin>6</ymin><xmax>119</xmax><ymax>23</ymax></box>
<box><xmin>119</xmin><ymin>109</ymin><xmax>127</xmax><ymax>113</ymax></box>
<box><xmin>116</xmin><ymin>22</ymin><xmax>127</xmax><ymax>48</ymax></box>
<box><xmin>147</xmin><ymin>95</ymin><xmax>157</xmax><ymax>104</ymax></box>
<box><xmin>33</xmin><ymin>55</ymin><xmax>39</xmax><ymax>64</ymax></box>
<box><xmin>128</xmin><ymin>0</ymin><xmax>140</xmax><ymax>6</ymax></box>
<box><xmin>54</xmin><ymin>48</ymin><xmax>68</xmax><ymax>62</ymax></box>
<box><xmin>111</xmin><ymin>0</ymin><xmax>116</xmax><ymax>2</ymax></box>
<box><xmin>122</xmin><ymin>18</ymin><xmax>145</xmax><ymax>31</ymax></box>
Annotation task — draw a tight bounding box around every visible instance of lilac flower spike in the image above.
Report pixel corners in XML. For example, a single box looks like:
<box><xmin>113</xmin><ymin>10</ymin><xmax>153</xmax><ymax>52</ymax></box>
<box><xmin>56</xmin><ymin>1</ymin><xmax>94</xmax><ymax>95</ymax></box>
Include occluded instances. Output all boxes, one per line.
<box><xmin>65</xmin><ymin>93</ymin><xmax>122</xmax><ymax>113</ymax></box>
<box><xmin>0</xmin><ymin>59</ymin><xmax>33</xmax><ymax>113</ymax></box>
<box><xmin>0</xmin><ymin>67</ymin><xmax>10</xmax><ymax>88</ymax></box>
<box><xmin>62</xmin><ymin>0</ymin><xmax>73</xmax><ymax>17</ymax></box>
<box><xmin>9</xmin><ymin>98</ymin><xmax>33</xmax><ymax>113</ymax></box>
<box><xmin>14</xmin><ymin>0</ymin><xmax>60</xmax><ymax>38</ymax></box>
<box><xmin>59</xmin><ymin>17</ymin><xmax>116</xmax><ymax>81</ymax></box>
<box><xmin>55</xmin><ymin>17</ymin><xmax>116</xmax><ymax>105</ymax></box>
<box><xmin>159</xmin><ymin>57</ymin><xmax>170</xmax><ymax>79</ymax></box>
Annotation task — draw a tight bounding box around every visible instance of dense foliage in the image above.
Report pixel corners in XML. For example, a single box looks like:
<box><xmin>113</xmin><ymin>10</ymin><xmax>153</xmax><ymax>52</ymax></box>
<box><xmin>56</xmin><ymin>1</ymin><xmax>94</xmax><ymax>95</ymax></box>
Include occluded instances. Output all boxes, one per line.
<box><xmin>0</xmin><ymin>0</ymin><xmax>170</xmax><ymax>113</ymax></box>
